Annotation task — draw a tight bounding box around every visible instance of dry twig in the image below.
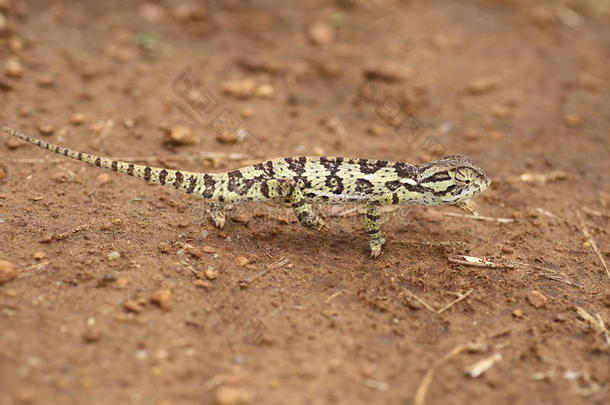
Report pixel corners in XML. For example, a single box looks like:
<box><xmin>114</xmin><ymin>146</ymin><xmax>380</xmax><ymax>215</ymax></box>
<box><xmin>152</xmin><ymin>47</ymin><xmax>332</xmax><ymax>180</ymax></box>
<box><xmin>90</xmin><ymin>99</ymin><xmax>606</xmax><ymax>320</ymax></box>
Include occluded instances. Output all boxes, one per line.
<box><xmin>442</xmin><ymin>212</ymin><xmax>514</xmax><ymax>223</ymax></box>
<box><xmin>575</xmin><ymin>210</ymin><xmax>610</xmax><ymax>281</ymax></box>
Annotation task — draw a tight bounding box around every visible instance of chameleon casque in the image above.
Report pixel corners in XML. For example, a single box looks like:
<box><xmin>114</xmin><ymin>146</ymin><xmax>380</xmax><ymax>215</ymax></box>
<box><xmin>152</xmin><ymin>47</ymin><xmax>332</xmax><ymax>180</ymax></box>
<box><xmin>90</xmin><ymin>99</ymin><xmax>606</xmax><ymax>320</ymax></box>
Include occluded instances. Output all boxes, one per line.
<box><xmin>3</xmin><ymin>127</ymin><xmax>491</xmax><ymax>257</ymax></box>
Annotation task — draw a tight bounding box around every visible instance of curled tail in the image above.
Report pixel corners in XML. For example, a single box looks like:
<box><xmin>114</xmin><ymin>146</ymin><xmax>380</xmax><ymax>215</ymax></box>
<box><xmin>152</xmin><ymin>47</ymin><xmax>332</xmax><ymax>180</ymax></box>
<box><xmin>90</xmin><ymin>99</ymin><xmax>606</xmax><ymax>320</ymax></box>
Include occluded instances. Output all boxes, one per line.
<box><xmin>3</xmin><ymin>126</ymin><xmax>219</xmax><ymax>198</ymax></box>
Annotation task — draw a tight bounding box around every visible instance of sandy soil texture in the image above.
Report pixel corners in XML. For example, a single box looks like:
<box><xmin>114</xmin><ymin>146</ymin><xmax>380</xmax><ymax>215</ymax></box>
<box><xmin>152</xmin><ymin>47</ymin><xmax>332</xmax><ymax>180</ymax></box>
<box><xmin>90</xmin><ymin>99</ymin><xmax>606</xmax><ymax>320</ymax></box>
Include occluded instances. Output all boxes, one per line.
<box><xmin>1</xmin><ymin>1</ymin><xmax>609</xmax><ymax>404</ymax></box>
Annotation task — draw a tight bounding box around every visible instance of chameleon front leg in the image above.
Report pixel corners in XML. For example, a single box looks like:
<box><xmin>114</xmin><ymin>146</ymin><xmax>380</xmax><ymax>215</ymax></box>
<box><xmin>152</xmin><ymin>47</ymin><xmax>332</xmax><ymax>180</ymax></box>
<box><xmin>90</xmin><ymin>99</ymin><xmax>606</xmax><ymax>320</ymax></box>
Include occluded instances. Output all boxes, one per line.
<box><xmin>366</xmin><ymin>202</ymin><xmax>386</xmax><ymax>258</ymax></box>
<box><xmin>209</xmin><ymin>202</ymin><xmax>226</xmax><ymax>229</ymax></box>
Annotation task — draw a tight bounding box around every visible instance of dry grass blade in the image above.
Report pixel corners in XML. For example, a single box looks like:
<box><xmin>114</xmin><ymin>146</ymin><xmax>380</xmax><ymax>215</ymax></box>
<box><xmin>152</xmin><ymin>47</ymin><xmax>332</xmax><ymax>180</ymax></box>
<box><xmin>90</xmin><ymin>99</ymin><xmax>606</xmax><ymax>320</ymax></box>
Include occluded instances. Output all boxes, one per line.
<box><xmin>575</xmin><ymin>210</ymin><xmax>610</xmax><ymax>281</ymax></box>
<box><xmin>448</xmin><ymin>256</ymin><xmax>514</xmax><ymax>269</ymax></box>
<box><xmin>414</xmin><ymin>344</ymin><xmax>468</xmax><ymax>405</ymax></box>
<box><xmin>576</xmin><ymin>307</ymin><xmax>610</xmax><ymax>346</ymax></box>
<box><xmin>442</xmin><ymin>212</ymin><xmax>515</xmax><ymax>223</ymax></box>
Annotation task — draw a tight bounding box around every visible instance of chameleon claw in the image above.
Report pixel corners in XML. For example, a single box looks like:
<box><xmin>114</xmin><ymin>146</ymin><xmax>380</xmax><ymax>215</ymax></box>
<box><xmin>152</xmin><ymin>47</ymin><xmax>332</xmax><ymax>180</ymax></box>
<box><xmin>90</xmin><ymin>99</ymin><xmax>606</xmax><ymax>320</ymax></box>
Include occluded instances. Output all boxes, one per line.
<box><xmin>456</xmin><ymin>200</ymin><xmax>478</xmax><ymax>215</ymax></box>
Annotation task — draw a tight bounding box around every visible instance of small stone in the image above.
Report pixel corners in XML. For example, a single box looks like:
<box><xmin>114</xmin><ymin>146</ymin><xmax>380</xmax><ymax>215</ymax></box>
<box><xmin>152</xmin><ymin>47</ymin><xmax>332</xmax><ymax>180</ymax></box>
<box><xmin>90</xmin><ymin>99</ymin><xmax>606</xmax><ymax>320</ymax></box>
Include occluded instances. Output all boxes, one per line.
<box><xmin>236</xmin><ymin>256</ymin><xmax>250</xmax><ymax>267</ymax></box>
<box><xmin>139</xmin><ymin>3</ymin><xmax>166</xmax><ymax>22</ymax></box>
<box><xmin>164</xmin><ymin>126</ymin><xmax>196</xmax><ymax>146</ymax></box>
<box><xmin>158</xmin><ymin>243</ymin><xmax>172</xmax><ymax>254</ymax></box>
<box><xmin>201</xmin><ymin>245</ymin><xmax>217</xmax><ymax>254</ymax></box>
<box><xmin>0</xmin><ymin>11</ymin><xmax>6</xmax><ymax>33</ymax></box>
<box><xmin>216</xmin><ymin>131</ymin><xmax>239</xmax><ymax>144</ymax></box>
<box><xmin>512</xmin><ymin>309</ymin><xmax>524</xmax><ymax>318</ymax></box>
<box><xmin>39</xmin><ymin>233</ymin><xmax>54</xmax><ymax>243</ymax></box>
<box><xmin>240</xmin><ymin>107</ymin><xmax>254</xmax><ymax>118</ymax></box>
<box><xmin>255</xmin><ymin>83</ymin><xmax>274</xmax><ymax>98</ymax></box>
<box><xmin>214</xmin><ymin>386</ymin><xmax>254</xmax><ymax>405</ymax></box>
<box><xmin>124</xmin><ymin>300</ymin><xmax>144</xmax><ymax>313</ymax></box>
<box><xmin>70</xmin><ymin>113</ymin><xmax>86</xmax><ymax>126</ymax></box>
<box><xmin>205</xmin><ymin>267</ymin><xmax>218</xmax><ymax>280</ymax></box>
<box><xmin>115</xmin><ymin>278</ymin><xmax>129</xmax><ymax>288</ymax></box>
<box><xmin>150</xmin><ymin>289</ymin><xmax>172</xmax><ymax>310</ymax></box>
<box><xmin>193</xmin><ymin>279</ymin><xmax>213</xmax><ymax>289</ymax></box>
<box><xmin>232</xmin><ymin>214</ymin><xmax>250</xmax><ymax>224</ymax></box>
<box><xmin>0</xmin><ymin>167</ymin><xmax>5</xmax><ymax>181</ymax></box>
<box><xmin>8</xmin><ymin>37</ymin><xmax>24</xmax><ymax>52</ymax></box>
<box><xmin>526</xmin><ymin>290</ymin><xmax>548</xmax><ymax>308</ymax></box>
<box><xmin>173</xmin><ymin>3</ymin><xmax>206</xmax><ymax>21</ymax></box>
<box><xmin>468</xmin><ymin>77</ymin><xmax>497</xmax><ymax>95</ymax></box>
<box><xmin>308</xmin><ymin>21</ymin><xmax>335</xmax><ymax>45</ymax></box>
<box><xmin>37</xmin><ymin>122</ymin><xmax>55</xmax><ymax>136</ymax></box>
<box><xmin>107</xmin><ymin>251</ymin><xmax>121</xmax><ymax>261</ymax></box>
<box><xmin>363</xmin><ymin>62</ymin><xmax>412</xmax><ymax>82</ymax></box>
<box><xmin>490</xmin><ymin>104</ymin><xmax>512</xmax><ymax>119</ymax></box>
<box><xmin>222</xmin><ymin>78</ymin><xmax>257</xmax><ymax>99</ymax></box>
<box><xmin>367</xmin><ymin>125</ymin><xmax>386</xmax><ymax>137</ymax></box>
<box><xmin>563</xmin><ymin>114</ymin><xmax>581</xmax><ymax>128</ymax></box>
<box><xmin>6</xmin><ymin>137</ymin><xmax>23</xmax><ymax>149</ymax></box>
<box><xmin>32</xmin><ymin>251</ymin><xmax>47</xmax><ymax>260</ymax></box>
<box><xmin>82</xmin><ymin>328</ymin><xmax>102</xmax><ymax>343</ymax></box>
<box><xmin>186</xmin><ymin>245</ymin><xmax>202</xmax><ymax>258</ymax></box>
<box><xmin>96</xmin><ymin>173</ymin><xmax>113</xmax><ymax>185</ymax></box>
<box><xmin>4</xmin><ymin>58</ymin><xmax>22</xmax><ymax>78</ymax></box>
<box><xmin>52</xmin><ymin>172</ymin><xmax>69</xmax><ymax>183</ymax></box>
<box><xmin>37</xmin><ymin>75</ymin><xmax>55</xmax><ymax>88</ymax></box>
<box><xmin>463</xmin><ymin>128</ymin><xmax>481</xmax><ymax>141</ymax></box>
<box><xmin>0</xmin><ymin>260</ymin><xmax>17</xmax><ymax>285</ymax></box>
<box><xmin>501</xmin><ymin>247</ymin><xmax>513</xmax><ymax>254</ymax></box>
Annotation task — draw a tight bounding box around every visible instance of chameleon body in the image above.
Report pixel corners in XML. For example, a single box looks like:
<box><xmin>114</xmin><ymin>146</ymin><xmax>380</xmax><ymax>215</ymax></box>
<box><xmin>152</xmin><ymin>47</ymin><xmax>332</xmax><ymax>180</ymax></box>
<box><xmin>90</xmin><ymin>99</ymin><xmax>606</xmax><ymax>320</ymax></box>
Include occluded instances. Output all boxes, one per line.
<box><xmin>3</xmin><ymin>127</ymin><xmax>491</xmax><ymax>257</ymax></box>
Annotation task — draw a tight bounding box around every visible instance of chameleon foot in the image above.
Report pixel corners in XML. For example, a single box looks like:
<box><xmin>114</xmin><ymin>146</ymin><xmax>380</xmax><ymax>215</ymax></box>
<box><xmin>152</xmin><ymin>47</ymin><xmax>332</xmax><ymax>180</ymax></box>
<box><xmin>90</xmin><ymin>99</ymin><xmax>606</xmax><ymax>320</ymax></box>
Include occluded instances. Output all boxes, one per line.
<box><xmin>209</xmin><ymin>202</ymin><xmax>226</xmax><ymax>229</ymax></box>
<box><xmin>298</xmin><ymin>212</ymin><xmax>328</xmax><ymax>231</ymax></box>
<box><xmin>369</xmin><ymin>236</ymin><xmax>386</xmax><ymax>258</ymax></box>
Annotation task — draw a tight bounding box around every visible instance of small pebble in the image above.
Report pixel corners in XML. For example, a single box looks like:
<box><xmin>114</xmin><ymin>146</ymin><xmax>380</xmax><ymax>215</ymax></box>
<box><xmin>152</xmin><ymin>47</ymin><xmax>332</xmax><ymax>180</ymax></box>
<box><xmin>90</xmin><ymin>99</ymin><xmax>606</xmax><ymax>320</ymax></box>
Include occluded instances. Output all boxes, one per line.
<box><xmin>186</xmin><ymin>245</ymin><xmax>202</xmax><ymax>258</ymax></box>
<box><xmin>70</xmin><ymin>113</ymin><xmax>86</xmax><ymax>126</ymax></box>
<box><xmin>214</xmin><ymin>386</ymin><xmax>254</xmax><ymax>405</ymax></box>
<box><xmin>0</xmin><ymin>168</ymin><xmax>5</xmax><ymax>181</ymax></box>
<box><xmin>32</xmin><ymin>251</ymin><xmax>47</xmax><ymax>260</ymax></box>
<box><xmin>6</xmin><ymin>138</ymin><xmax>23</xmax><ymax>150</ymax></box>
<box><xmin>37</xmin><ymin>75</ymin><xmax>55</xmax><ymax>88</ymax></box>
<box><xmin>150</xmin><ymin>289</ymin><xmax>172</xmax><ymax>310</ymax></box>
<box><xmin>363</xmin><ymin>62</ymin><xmax>412</xmax><ymax>82</ymax></box>
<box><xmin>526</xmin><ymin>290</ymin><xmax>548</xmax><ymax>308</ymax></box>
<box><xmin>236</xmin><ymin>256</ymin><xmax>250</xmax><ymax>267</ymax></box>
<box><xmin>463</xmin><ymin>128</ymin><xmax>481</xmax><ymax>141</ymax></box>
<box><xmin>512</xmin><ymin>308</ymin><xmax>524</xmax><ymax>318</ymax></box>
<box><xmin>96</xmin><ymin>173</ymin><xmax>113</xmax><ymax>185</ymax></box>
<box><xmin>222</xmin><ymin>78</ymin><xmax>257</xmax><ymax>99</ymax></box>
<box><xmin>164</xmin><ymin>126</ymin><xmax>196</xmax><ymax>146</ymax></box>
<box><xmin>201</xmin><ymin>245</ymin><xmax>217</xmax><ymax>254</ymax></box>
<box><xmin>8</xmin><ymin>37</ymin><xmax>24</xmax><ymax>52</ymax></box>
<box><xmin>308</xmin><ymin>21</ymin><xmax>335</xmax><ymax>45</ymax></box>
<box><xmin>216</xmin><ymin>131</ymin><xmax>239</xmax><ymax>144</ymax></box>
<box><xmin>563</xmin><ymin>113</ymin><xmax>581</xmax><ymax>128</ymax></box>
<box><xmin>82</xmin><ymin>328</ymin><xmax>102</xmax><ymax>343</ymax></box>
<box><xmin>468</xmin><ymin>77</ymin><xmax>497</xmax><ymax>95</ymax></box>
<box><xmin>107</xmin><ymin>251</ymin><xmax>121</xmax><ymax>261</ymax></box>
<box><xmin>36</xmin><ymin>122</ymin><xmax>55</xmax><ymax>136</ymax></box>
<box><xmin>39</xmin><ymin>233</ymin><xmax>54</xmax><ymax>244</ymax></box>
<box><xmin>193</xmin><ymin>279</ymin><xmax>213</xmax><ymax>289</ymax></box>
<box><xmin>4</xmin><ymin>58</ymin><xmax>22</xmax><ymax>78</ymax></box>
<box><xmin>0</xmin><ymin>260</ymin><xmax>17</xmax><ymax>285</ymax></box>
<box><xmin>205</xmin><ymin>267</ymin><xmax>218</xmax><ymax>280</ymax></box>
<box><xmin>123</xmin><ymin>300</ymin><xmax>144</xmax><ymax>313</ymax></box>
<box><xmin>490</xmin><ymin>104</ymin><xmax>512</xmax><ymax>119</ymax></box>
<box><xmin>255</xmin><ymin>83</ymin><xmax>274</xmax><ymax>98</ymax></box>
<box><xmin>367</xmin><ymin>125</ymin><xmax>386</xmax><ymax>137</ymax></box>
<box><xmin>115</xmin><ymin>278</ymin><xmax>129</xmax><ymax>288</ymax></box>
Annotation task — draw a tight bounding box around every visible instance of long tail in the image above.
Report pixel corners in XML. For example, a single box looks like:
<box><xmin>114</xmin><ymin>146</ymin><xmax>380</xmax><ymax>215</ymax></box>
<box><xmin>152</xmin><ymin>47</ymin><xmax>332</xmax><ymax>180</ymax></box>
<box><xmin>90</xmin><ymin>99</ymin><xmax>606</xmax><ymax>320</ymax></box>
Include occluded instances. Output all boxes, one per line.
<box><xmin>3</xmin><ymin>126</ymin><xmax>219</xmax><ymax>197</ymax></box>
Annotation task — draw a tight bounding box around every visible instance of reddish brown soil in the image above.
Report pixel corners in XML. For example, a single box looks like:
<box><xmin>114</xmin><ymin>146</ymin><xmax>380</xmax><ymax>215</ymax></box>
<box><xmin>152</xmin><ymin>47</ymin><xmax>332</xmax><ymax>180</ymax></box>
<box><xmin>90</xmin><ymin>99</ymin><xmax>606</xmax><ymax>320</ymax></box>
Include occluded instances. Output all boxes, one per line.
<box><xmin>1</xmin><ymin>1</ymin><xmax>609</xmax><ymax>404</ymax></box>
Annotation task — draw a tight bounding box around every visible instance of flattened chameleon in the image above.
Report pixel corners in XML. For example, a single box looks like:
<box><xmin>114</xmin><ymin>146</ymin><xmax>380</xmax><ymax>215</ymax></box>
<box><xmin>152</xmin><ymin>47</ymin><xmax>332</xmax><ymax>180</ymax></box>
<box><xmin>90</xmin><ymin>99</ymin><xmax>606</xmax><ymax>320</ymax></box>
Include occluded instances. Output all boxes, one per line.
<box><xmin>3</xmin><ymin>127</ymin><xmax>491</xmax><ymax>257</ymax></box>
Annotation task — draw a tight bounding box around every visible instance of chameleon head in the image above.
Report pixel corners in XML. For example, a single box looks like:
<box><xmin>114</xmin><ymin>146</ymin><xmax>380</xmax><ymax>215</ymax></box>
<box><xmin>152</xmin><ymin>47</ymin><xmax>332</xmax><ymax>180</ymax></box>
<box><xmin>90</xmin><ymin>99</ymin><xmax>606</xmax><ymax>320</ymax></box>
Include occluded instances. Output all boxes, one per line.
<box><xmin>418</xmin><ymin>155</ymin><xmax>491</xmax><ymax>205</ymax></box>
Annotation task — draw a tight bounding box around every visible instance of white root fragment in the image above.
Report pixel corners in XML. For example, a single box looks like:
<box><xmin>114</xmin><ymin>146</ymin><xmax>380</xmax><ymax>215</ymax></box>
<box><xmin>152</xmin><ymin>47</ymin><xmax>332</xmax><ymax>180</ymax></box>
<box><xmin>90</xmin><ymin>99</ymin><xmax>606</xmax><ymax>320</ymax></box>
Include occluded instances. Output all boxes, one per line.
<box><xmin>465</xmin><ymin>353</ymin><xmax>502</xmax><ymax>378</ymax></box>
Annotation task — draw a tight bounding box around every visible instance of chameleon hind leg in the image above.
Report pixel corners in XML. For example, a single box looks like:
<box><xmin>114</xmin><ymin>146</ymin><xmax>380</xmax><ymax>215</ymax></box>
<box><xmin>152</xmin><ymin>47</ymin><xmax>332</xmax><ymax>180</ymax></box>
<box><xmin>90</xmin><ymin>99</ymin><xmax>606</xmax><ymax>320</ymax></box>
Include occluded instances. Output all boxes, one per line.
<box><xmin>286</xmin><ymin>182</ymin><xmax>328</xmax><ymax>231</ymax></box>
<box><xmin>366</xmin><ymin>203</ymin><xmax>385</xmax><ymax>258</ymax></box>
<box><xmin>209</xmin><ymin>202</ymin><xmax>226</xmax><ymax>229</ymax></box>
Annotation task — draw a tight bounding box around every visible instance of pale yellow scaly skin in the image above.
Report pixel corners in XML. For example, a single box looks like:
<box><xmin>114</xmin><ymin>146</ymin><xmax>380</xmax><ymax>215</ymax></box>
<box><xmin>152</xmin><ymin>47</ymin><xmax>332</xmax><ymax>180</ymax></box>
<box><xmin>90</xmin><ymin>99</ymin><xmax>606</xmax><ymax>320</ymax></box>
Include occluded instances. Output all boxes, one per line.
<box><xmin>3</xmin><ymin>127</ymin><xmax>491</xmax><ymax>257</ymax></box>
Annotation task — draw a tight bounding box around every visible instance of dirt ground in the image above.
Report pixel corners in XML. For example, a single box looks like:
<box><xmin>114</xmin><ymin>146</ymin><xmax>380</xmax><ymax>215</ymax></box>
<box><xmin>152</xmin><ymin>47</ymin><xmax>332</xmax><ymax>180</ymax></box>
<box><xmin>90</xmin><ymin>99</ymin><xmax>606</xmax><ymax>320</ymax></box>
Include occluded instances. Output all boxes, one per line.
<box><xmin>1</xmin><ymin>1</ymin><xmax>609</xmax><ymax>404</ymax></box>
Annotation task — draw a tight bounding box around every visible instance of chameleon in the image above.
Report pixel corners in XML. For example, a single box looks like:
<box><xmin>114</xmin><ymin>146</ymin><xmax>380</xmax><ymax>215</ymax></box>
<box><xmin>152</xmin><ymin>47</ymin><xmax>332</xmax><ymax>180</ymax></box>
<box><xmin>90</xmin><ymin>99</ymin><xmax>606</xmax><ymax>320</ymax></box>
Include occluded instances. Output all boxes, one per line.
<box><xmin>3</xmin><ymin>126</ymin><xmax>491</xmax><ymax>257</ymax></box>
